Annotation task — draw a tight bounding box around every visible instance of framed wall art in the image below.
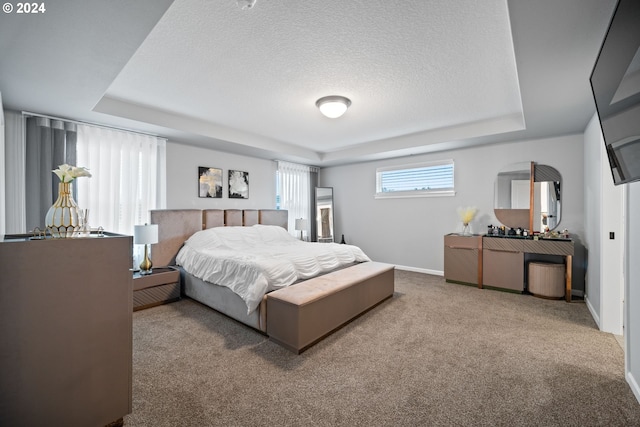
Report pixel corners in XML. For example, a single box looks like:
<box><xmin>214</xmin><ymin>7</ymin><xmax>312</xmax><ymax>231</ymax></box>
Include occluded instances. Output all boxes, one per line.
<box><xmin>198</xmin><ymin>167</ymin><xmax>223</xmax><ymax>198</ymax></box>
<box><xmin>228</xmin><ymin>170</ymin><xmax>249</xmax><ymax>199</ymax></box>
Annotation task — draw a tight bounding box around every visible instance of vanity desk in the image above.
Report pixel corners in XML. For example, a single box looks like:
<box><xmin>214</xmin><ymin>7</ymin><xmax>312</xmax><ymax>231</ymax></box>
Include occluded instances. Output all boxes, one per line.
<box><xmin>482</xmin><ymin>159</ymin><xmax>574</xmax><ymax>301</ymax></box>
<box><xmin>482</xmin><ymin>234</ymin><xmax>574</xmax><ymax>302</ymax></box>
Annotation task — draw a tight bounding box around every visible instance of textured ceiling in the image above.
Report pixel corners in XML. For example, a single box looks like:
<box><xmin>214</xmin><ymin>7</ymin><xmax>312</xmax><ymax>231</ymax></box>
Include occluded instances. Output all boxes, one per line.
<box><xmin>0</xmin><ymin>0</ymin><xmax>618</xmax><ymax>166</ymax></box>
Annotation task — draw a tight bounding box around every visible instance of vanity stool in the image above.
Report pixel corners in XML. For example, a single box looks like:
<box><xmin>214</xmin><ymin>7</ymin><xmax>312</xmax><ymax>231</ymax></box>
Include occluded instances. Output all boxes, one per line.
<box><xmin>528</xmin><ymin>262</ymin><xmax>565</xmax><ymax>299</ymax></box>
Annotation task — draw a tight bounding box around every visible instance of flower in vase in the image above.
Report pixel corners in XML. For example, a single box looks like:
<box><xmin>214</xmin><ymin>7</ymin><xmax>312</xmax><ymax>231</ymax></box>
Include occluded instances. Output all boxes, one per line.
<box><xmin>52</xmin><ymin>164</ymin><xmax>92</xmax><ymax>183</ymax></box>
<box><xmin>457</xmin><ymin>206</ymin><xmax>478</xmax><ymax>226</ymax></box>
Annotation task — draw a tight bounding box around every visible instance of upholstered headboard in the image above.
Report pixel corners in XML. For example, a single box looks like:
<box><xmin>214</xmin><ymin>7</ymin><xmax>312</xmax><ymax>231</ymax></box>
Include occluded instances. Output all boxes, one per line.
<box><xmin>149</xmin><ymin>209</ymin><xmax>288</xmax><ymax>267</ymax></box>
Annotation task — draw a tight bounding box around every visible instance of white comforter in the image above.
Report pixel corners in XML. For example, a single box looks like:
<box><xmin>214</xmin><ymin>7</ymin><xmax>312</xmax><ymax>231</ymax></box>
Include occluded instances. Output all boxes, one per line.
<box><xmin>176</xmin><ymin>224</ymin><xmax>371</xmax><ymax>314</ymax></box>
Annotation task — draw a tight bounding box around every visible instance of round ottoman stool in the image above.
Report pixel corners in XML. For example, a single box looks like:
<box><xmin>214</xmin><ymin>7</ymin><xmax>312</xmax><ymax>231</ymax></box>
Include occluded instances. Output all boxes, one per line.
<box><xmin>528</xmin><ymin>262</ymin><xmax>565</xmax><ymax>299</ymax></box>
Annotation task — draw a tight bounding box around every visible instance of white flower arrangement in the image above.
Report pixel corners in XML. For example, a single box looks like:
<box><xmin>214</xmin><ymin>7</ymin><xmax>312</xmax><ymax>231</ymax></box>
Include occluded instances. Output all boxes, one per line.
<box><xmin>52</xmin><ymin>164</ymin><xmax>92</xmax><ymax>183</ymax></box>
<box><xmin>457</xmin><ymin>206</ymin><xmax>478</xmax><ymax>225</ymax></box>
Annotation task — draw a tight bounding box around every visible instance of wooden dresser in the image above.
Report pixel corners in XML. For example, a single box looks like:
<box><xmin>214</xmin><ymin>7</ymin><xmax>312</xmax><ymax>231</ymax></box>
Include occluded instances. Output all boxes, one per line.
<box><xmin>444</xmin><ymin>234</ymin><xmax>483</xmax><ymax>287</ymax></box>
<box><xmin>0</xmin><ymin>233</ymin><xmax>133</xmax><ymax>426</ymax></box>
<box><xmin>444</xmin><ymin>234</ymin><xmax>575</xmax><ymax>301</ymax></box>
<box><xmin>482</xmin><ymin>235</ymin><xmax>574</xmax><ymax>300</ymax></box>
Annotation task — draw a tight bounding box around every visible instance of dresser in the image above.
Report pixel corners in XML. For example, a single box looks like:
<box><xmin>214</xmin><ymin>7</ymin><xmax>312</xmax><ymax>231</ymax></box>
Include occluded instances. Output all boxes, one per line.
<box><xmin>444</xmin><ymin>234</ymin><xmax>575</xmax><ymax>301</ymax></box>
<box><xmin>0</xmin><ymin>233</ymin><xmax>133</xmax><ymax>426</ymax></box>
<box><xmin>444</xmin><ymin>234</ymin><xmax>483</xmax><ymax>287</ymax></box>
<box><xmin>483</xmin><ymin>235</ymin><xmax>574</xmax><ymax>300</ymax></box>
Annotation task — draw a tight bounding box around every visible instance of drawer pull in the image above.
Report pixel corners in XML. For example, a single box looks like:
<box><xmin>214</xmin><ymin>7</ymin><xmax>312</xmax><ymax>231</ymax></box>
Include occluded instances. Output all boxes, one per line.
<box><xmin>485</xmin><ymin>249</ymin><xmax>521</xmax><ymax>254</ymax></box>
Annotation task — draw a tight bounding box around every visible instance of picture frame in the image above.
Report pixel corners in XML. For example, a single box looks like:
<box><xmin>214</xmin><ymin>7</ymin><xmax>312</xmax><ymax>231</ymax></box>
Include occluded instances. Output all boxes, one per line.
<box><xmin>198</xmin><ymin>167</ymin><xmax>223</xmax><ymax>198</ymax></box>
<box><xmin>228</xmin><ymin>170</ymin><xmax>249</xmax><ymax>199</ymax></box>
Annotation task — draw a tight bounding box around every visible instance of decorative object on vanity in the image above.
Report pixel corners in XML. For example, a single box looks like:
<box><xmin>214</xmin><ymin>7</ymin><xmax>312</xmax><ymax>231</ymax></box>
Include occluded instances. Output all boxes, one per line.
<box><xmin>198</xmin><ymin>166</ymin><xmax>223</xmax><ymax>198</ymax></box>
<box><xmin>494</xmin><ymin>161</ymin><xmax>562</xmax><ymax>232</ymax></box>
<box><xmin>134</xmin><ymin>223</ymin><xmax>159</xmax><ymax>275</ymax></box>
<box><xmin>228</xmin><ymin>170</ymin><xmax>249</xmax><ymax>199</ymax></box>
<box><xmin>457</xmin><ymin>206</ymin><xmax>478</xmax><ymax>236</ymax></box>
<box><xmin>294</xmin><ymin>218</ymin><xmax>308</xmax><ymax>240</ymax></box>
<box><xmin>45</xmin><ymin>164</ymin><xmax>91</xmax><ymax>238</ymax></box>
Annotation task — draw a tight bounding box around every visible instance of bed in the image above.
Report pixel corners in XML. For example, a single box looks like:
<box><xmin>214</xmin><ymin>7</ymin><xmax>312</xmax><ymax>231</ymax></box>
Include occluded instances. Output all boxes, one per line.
<box><xmin>150</xmin><ymin>208</ymin><xmax>395</xmax><ymax>352</ymax></box>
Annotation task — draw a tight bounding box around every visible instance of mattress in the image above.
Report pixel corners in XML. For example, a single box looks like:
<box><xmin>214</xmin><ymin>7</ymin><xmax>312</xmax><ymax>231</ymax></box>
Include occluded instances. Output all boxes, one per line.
<box><xmin>176</xmin><ymin>224</ymin><xmax>371</xmax><ymax>313</ymax></box>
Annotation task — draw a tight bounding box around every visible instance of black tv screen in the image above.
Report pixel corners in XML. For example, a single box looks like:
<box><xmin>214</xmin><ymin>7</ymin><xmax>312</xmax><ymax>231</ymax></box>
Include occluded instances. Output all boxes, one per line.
<box><xmin>590</xmin><ymin>0</ymin><xmax>640</xmax><ymax>185</ymax></box>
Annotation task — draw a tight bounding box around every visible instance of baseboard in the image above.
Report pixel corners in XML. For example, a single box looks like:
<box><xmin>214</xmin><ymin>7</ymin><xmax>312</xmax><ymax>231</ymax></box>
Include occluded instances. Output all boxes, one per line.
<box><xmin>585</xmin><ymin>295</ymin><xmax>601</xmax><ymax>329</ymax></box>
<box><xmin>627</xmin><ymin>371</ymin><xmax>640</xmax><ymax>404</ymax></box>
<box><xmin>394</xmin><ymin>265</ymin><xmax>443</xmax><ymax>276</ymax></box>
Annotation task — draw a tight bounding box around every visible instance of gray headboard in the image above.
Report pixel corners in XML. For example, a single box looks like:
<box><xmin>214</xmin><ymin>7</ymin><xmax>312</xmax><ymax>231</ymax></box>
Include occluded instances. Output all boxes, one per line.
<box><xmin>149</xmin><ymin>209</ymin><xmax>288</xmax><ymax>267</ymax></box>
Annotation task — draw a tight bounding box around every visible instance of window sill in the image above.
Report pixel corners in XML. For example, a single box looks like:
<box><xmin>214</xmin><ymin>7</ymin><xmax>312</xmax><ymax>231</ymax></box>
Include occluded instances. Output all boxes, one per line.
<box><xmin>374</xmin><ymin>190</ymin><xmax>456</xmax><ymax>199</ymax></box>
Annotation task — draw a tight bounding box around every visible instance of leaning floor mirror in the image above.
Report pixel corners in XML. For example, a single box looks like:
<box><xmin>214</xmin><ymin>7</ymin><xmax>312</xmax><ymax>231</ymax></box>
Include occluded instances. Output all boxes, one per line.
<box><xmin>315</xmin><ymin>187</ymin><xmax>334</xmax><ymax>243</ymax></box>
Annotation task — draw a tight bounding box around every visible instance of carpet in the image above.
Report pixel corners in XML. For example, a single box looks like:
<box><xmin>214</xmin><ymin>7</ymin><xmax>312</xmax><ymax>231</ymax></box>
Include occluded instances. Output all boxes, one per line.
<box><xmin>124</xmin><ymin>270</ymin><xmax>640</xmax><ymax>426</ymax></box>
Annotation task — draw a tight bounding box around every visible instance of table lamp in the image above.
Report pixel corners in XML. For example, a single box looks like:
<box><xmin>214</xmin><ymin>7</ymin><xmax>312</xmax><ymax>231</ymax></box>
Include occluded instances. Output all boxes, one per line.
<box><xmin>134</xmin><ymin>223</ymin><xmax>159</xmax><ymax>275</ymax></box>
<box><xmin>295</xmin><ymin>218</ymin><xmax>308</xmax><ymax>241</ymax></box>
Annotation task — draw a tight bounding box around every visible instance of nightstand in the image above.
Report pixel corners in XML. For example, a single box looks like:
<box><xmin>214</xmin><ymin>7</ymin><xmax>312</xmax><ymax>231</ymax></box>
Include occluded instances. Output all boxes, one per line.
<box><xmin>133</xmin><ymin>267</ymin><xmax>180</xmax><ymax>311</ymax></box>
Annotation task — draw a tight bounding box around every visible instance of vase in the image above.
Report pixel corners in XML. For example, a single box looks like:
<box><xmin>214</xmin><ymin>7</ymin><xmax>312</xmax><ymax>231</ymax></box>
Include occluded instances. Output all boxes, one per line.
<box><xmin>461</xmin><ymin>222</ymin><xmax>471</xmax><ymax>236</ymax></box>
<box><xmin>45</xmin><ymin>182</ymin><xmax>81</xmax><ymax>238</ymax></box>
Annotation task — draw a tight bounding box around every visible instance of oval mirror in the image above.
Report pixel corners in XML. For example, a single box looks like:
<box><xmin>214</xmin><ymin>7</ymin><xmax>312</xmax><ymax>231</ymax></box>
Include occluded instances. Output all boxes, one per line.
<box><xmin>494</xmin><ymin>162</ymin><xmax>532</xmax><ymax>229</ymax></box>
<box><xmin>533</xmin><ymin>164</ymin><xmax>562</xmax><ymax>232</ymax></box>
<box><xmin>494</xmin><ymin>162</ymin><xmax>562</xmax><ymax>231</ymax></box>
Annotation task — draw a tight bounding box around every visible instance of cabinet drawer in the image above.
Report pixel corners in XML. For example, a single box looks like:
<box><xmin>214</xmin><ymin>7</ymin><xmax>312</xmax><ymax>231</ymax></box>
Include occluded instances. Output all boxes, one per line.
<box><xmin>445</xmin><ymin>234</ymin><xmax>482</xmax><ymax>249</ymax></box>
<box><xmin>133</xmin><ymin>268</ymin><xmax>180</xmax><ymax>291</ymax></box>
<box><xmin>482</xmin><ymin>237</ymin><xmax>524</xmax><ymax>252</ymax></box>
<box><xmin>482</xmin><ymin>248</ymin><xmax>524</xmax><ymax>292</ymax></box>
<box><xmin>444</xmin><ymin>247</ymin><xmax>480</xmax><ymax>285</ymax></box>
<box><xmin>134</xmin><ymin>282</ymin><xmax>180</xmax><ymax>311</ymax></box>
<box><xmin>523</xmin><ymin>239</ymin><xmax>574</xmax><ymax>256</ymax></box>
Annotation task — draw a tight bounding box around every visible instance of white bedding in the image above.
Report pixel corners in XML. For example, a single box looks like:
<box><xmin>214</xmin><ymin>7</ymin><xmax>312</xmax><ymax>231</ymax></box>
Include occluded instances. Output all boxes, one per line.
<box><xmin>176</xmin><ymin>224</ymin><xmax>371</xmax><ymax>313</ymax></box>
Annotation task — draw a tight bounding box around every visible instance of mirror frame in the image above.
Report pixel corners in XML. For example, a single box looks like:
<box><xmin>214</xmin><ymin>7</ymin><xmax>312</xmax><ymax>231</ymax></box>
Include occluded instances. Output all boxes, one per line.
<box><xmin>494</xmin><ymin>162</ymin><xmax>562</xmax><ymax>232</ymax></box>
<box><xmin>315</xmin><ymin>187</ymin><xmax>334</xmax><ymax>243</ymax></box>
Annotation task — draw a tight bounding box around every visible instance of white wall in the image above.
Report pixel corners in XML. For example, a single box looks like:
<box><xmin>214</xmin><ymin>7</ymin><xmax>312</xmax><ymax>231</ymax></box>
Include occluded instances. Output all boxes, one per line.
<box><xmin>584</xmin><ymin>116</ymin><xmax>603</xmax><ymax>321</ymax></box>
<box><xmin>627</xmin><ymin>181</ymin><xmax>640</xmax><ymax>402</ymax></box>
<box><xmin>165</xmin><ymin>142</ymin><xmax>277</xmax><ymax>209</ymax></box>
<box><xmin>320</xmin><ymin>134</ymin><xmax>585</xmax><ymax>280</ymax></box>
<box><xmin>583</xmin><ymin>115</ymin><xmax>624</xmax><ymax>334</ymax></box>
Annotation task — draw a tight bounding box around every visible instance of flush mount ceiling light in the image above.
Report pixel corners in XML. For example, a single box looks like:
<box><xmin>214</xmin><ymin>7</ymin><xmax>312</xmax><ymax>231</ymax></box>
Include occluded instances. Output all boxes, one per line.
<box><xmin>316</xmin><ymin>95</ymin><xmax>351</xmax><ymax>119</ymax></box>
<box><xmin>237</xmin><ymin>0</ymin><xmax>256</xmax><ymax>10</ymax></box>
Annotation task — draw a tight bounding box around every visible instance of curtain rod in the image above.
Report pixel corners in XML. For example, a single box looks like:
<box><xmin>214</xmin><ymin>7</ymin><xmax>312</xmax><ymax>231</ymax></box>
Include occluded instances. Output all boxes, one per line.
<box><xmin>22</xmin><ymin>111</ymin><xmax>167</xmax><ymax>141</ymax></box>
<box><xmin>274</xmin><ymin>159</ymin><xmax>320</xmax><ymax>172</ymax></box>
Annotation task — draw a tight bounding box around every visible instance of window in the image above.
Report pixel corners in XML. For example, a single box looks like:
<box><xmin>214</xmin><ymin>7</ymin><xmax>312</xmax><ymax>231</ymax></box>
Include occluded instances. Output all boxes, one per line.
<box><xmin>375</xmin><ymin>159</ymin><xmax>455</xmax><ymax>198</ymax></box>
<box><xmin>275</xmin><ymin>161</ymin><xmax>318</xmax><ymax>236</ymax></box>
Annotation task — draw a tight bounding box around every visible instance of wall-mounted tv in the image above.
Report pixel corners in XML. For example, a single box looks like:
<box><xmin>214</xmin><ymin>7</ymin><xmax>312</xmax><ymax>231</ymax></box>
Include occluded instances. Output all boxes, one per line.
<box><xmin>590</xmin><ymin>0</ymin><xmax>640</xmax><ymax>185</ymax></box>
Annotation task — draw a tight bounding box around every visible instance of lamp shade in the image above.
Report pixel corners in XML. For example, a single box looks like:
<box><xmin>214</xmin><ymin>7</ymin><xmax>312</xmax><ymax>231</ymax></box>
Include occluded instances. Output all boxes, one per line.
<box><xmin>316</xmin><ymin>96</ymin><xmax>351</xmax><ymax>118</ymax></box>
<box><xmin>295</xmin><ymin>218</ymin><xmax>308</xmax><ymax>231</ymax></box>
<box><xmin>134</xmin><ymin>224</ymin><xmax>159</xmax><ymax>245</ymax></box>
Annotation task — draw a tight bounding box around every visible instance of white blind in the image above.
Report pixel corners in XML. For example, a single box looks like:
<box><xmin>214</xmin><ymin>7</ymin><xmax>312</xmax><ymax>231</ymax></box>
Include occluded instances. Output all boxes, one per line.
<box><xmin>376</xmin><ymin>160</ymin><xmax>455</xmax><ymax>198</ymax></box>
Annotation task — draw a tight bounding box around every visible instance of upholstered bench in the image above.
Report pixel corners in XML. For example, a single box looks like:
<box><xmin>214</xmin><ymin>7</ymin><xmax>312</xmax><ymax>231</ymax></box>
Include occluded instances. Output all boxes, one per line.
<box><xmin>266</xmin><ymin>261</ymin><xmax>395</xmax><ymax>353</ymax></box>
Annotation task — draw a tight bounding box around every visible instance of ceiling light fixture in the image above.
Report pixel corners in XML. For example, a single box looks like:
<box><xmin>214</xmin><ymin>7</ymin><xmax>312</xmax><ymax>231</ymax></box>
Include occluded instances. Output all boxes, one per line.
<box><xmin>237</xmin><ymin>0</ymin><xmax>256</xmax><ymax>10</ymax></box>
<box><xmin>316</xmin><ymin>95</ymin><xmax>351</xmax><ymax>119</ymax></box>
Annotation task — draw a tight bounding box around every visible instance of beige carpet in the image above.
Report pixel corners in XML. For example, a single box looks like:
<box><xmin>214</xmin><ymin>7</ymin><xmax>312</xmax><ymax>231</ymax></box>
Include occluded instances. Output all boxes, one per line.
<box><xmin>125</xmin><ymin>270</ymin><xmax>640</xmax><ymax>426</ymax></box>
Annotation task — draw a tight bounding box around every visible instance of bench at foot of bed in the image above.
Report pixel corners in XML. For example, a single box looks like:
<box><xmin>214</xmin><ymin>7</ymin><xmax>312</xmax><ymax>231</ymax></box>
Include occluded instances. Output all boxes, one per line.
<box><xmin>266</xmin><ymin>261</ymin><xmax>395</xmax><ymax>354</ymax></box>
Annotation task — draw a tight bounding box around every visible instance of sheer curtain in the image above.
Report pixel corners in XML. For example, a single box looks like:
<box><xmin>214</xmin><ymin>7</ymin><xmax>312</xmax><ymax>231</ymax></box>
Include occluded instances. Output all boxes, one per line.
<box><xmin>75</xmin><ymin>124</ymin><xmax>166</xmax><ymax>241</ymax></box>
<box><xmin>24</xmin><ymin>116</ymin><xmax>77</xmax><ymax>231</ymax></box>
<box><xmin>3</xmin><ymin>111</ymin><xmax>25</xmax><ymax>233</ymax></box>
<box><xmin>276</xmin><ymin>160</ymin><xmax>318</xmax><ymax>239</ymax></box>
